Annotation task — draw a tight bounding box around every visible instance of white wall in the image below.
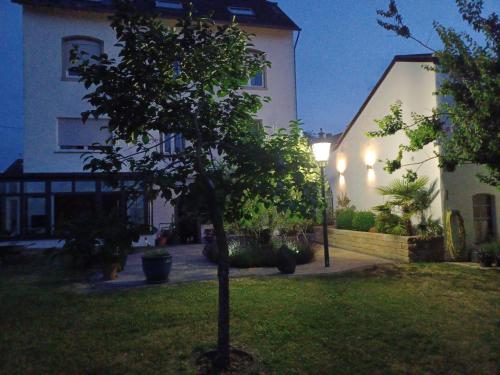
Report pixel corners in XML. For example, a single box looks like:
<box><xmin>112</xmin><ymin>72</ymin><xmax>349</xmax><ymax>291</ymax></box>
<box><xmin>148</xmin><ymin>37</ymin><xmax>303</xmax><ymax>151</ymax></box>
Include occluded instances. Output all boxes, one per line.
<box><xmin>330</xmin><ymin>61</ymin><xmax>443</xmax><ymax>222</ymax></box>
<box><xmin>22</xmin><ymin>6</ymin><xmax>297</xmax><ymax>173</ymax></box>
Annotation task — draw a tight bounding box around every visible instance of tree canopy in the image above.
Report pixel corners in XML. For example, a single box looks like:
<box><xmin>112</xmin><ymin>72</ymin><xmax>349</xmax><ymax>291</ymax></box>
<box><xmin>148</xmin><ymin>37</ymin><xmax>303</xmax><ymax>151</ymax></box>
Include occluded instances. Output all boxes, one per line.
<box><xmin>75</xmin><ymin>0</ymin><xmax>319</xmax><ymax>368</ymax></box>
<box><xmin>370</xmin><ymin>0</ymin><xmax>499</xmax><ymax>188</ymax></box>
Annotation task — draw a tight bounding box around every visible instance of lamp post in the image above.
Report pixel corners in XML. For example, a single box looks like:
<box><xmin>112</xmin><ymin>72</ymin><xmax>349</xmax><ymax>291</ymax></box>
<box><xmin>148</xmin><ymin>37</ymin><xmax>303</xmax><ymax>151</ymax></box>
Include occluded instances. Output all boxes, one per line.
<box><xmin>312</xmin><ymin>129</ymin><xmax>332</xmax><ymax>267</ymax></box>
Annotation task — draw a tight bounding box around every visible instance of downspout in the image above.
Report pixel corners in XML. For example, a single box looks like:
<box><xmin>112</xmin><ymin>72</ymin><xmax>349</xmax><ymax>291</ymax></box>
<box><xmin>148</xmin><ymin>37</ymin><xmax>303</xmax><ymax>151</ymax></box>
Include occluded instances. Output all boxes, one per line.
<box><xmin>293</xmin><ymin>29</ymin><xmax>301</xmax><ymax>121</ymax></box>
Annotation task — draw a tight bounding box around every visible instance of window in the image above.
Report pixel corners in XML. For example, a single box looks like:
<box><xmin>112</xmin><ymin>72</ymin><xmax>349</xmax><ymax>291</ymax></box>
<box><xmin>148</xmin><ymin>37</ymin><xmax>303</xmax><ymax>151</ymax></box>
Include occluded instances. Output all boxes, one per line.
<box><xmin>57</xmin><ymin>118</ymin><xmax>110</xmax><ymax>151</ymax></box>
<box><xmin>51</xmin><ymin>181</ymin><xmax>72</xmax><ymax>193</ymax></box>
<box><xmin>128</xmin><ymin>195</ymin><xmax>145</xmax><ymax>226</ymax></box>
<box><xmin>25</xmin><ymin>181</ymin><xmax>45</xmax><ymax>193</ymax></box>
<box><xmin>156</xmin><ymin>0</ymin><xmax>183</xmax><ymax>9</ymax></box>
<box><xmin>252</xmin><ymin>119</ymin><xmax>265</xmax><ymax>135</ymax></box>
<box><xmin>75</xmin><ymin>181</ymin><xmax>96</xmax><ymax>193</ymax></box>
<box><xmin>162</xmin><ymin>133</ymin><xmax>173</xmax><ymax>154</ymax></box>
<box><xmin>26</xmin><ymin>197</ymin><xmax>48</xmax><ymax>235</ymax></box>
<box><xmin>173</xmin><ymin>61</ymin><xmax>181</xmax><ymax>77</ymax></box>
<box><xmin>0</xmin><ymin>182</ymin><xmax>20</xmax><ymax>194</ymax></box>
<box><xmin>228</xmin><ymin>6</ymin><xmax>255</xmax><ymax>16</ymax></box>
<box><xmin>62</xmin><ymin>37</ymin><xmax>102</xmax><ymax>79</ymax></box>
<box><xmin>174</xmin><ymin>133</ymin><xmax>185</xmax><ymax>153</ymax></box>
<box><xmin>473</xmin><ymin>194</ymin><xmax>496</xmax><ymax>243</ymax></box>
<box><xmin>0</xmin><ymin>196</ymin><xmax>20</xmax><ymax>238</ymax></box>
<box><xmin>246</xmin><ymin>51</ymin><xmax>266</xmax><ymax>89</ymax></box>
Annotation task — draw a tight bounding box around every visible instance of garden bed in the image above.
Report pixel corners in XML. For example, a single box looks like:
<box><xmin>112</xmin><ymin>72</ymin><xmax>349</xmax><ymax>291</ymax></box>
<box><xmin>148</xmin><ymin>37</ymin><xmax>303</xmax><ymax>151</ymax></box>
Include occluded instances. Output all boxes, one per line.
<box><xmin>314</xmin><ymin>226</ymin><xmax>444</xmax><ymax>263</ymax></box>
<box><xmin>203</xmin><ymin>236</ymin><xmax>315</xmax><ymax>268</ymax></box>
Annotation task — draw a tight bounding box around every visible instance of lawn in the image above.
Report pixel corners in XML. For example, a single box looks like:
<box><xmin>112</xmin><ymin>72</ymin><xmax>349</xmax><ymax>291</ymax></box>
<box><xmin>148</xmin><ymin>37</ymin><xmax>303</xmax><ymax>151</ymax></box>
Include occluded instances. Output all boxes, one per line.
<box><xmin>0</xmin><ymin>261</ymin><xmax>498</xmax><ymax>375</ymax></box>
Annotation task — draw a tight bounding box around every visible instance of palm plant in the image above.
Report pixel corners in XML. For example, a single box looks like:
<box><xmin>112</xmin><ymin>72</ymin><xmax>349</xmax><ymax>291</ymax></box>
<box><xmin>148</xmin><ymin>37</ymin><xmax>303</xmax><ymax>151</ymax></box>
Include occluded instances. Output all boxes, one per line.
<box><xmin>376</xmin><ymin>176</ymin><xmax>439</xmax><ymax>235</ymax></box>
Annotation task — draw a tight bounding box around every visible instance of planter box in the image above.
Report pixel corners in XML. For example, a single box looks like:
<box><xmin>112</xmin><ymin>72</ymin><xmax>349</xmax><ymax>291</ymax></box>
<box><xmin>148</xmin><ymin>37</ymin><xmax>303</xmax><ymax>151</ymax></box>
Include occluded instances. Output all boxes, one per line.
<box><xmin>313</xmin><ymin>226</ymin><xmax>444</xmax><ymax>263</ymax></box>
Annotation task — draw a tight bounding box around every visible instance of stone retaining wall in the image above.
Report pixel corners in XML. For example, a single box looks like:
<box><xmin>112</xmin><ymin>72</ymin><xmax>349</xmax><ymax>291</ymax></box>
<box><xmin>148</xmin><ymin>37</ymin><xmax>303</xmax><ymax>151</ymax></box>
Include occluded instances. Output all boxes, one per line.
<box><xmin>314</xmin><ymin>226</ymin><xmax>444</xmax><ymax>263</ymax></box>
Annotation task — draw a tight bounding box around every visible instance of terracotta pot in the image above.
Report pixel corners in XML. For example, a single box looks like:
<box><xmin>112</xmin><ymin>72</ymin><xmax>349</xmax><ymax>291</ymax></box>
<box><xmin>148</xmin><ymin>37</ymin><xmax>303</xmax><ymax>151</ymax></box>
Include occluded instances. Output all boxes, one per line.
<box><xmin>102</xmin><ymin>263</ymin><xmax>120</xmax><ymax>281</ymax></box>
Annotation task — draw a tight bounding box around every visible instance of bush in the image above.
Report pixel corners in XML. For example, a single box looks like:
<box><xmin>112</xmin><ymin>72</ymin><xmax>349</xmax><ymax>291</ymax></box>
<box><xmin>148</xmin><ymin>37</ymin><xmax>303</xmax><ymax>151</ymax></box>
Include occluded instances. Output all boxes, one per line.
<box><xmin>336</xmin><ymin>208</ymin><xmax>355</xmax><ymax>229</ymax></box>
<box><xmin>203</xmin><ymin>236</ymin><xmax>314</xmax><ymax>268</ymax></box>
<box><xmin>352</xmin><ymin>211</ymin><xmax>375</xmax><ymax>232</ymax></box>
<box><xmin>374</xmin><ymin>207</ymin><xmax>406</xmax><ymax>235</ymax></box>
<box><xmin>481</xmin><ymin>241</ymin><xmax>500</xmax><ymax>255</ymax></box>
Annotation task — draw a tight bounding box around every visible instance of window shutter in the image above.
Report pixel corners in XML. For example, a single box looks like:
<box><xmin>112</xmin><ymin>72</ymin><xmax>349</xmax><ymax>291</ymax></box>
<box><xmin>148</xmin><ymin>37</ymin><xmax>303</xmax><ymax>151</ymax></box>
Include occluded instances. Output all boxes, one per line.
<box><xmin>58</xmin><ymin>118</ymin><xmax>109</xmax><ymax>149</ymax></box>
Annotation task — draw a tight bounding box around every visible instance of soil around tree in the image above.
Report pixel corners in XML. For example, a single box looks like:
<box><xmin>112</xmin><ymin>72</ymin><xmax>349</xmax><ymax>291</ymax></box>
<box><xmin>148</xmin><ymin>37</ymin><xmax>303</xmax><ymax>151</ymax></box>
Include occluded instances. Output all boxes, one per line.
<box><xmin>196</xmin><ymin>348</ymin><xmax>261</xmax><ymax>374</ymax></box>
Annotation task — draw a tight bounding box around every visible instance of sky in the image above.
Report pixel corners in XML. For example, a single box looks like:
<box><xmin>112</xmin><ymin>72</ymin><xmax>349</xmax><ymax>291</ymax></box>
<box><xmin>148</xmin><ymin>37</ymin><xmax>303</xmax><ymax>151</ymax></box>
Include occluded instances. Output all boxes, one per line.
<box><xmin>0</xmin><ymin>0</ymin><xmax>498</xmax><ymax>171</ymax></box>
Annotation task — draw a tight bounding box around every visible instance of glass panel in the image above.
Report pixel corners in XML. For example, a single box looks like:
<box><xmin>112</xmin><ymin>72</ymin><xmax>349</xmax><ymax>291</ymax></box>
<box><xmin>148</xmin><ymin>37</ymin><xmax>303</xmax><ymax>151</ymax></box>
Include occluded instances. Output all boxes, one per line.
<box><xmin>127</xmin><ymin>195</ymin><xmax>145</xmax><ymax>226</ymax></box>
<box><xmin>75</xmin><ymin>181</ymin><xmax>96</xmax><ymax>192</ymax></box>
<box><xmin>0</xmin><ymin>196</ymin><xmax>21</xmax><ymax>238</ymax></box>
<box><xmin>0</xmin><ymin>182</ymin><xmax>20</xmax><ymax>194</ymax></box>
<box><xmin>27</xmin><ymin>197</ymin><xmax>47</xmax><ymax>235</ymax></box>
<box><xmin>51</xmin><ymin>181</ymin><xmax>73</xmax><ymax>193</ymax></box>
<box><xmin>102</xmin><ymin>181</ymin><xmax>119</xmax><ymax>192</ymax></box>
<box><xmin>250</xmin><ymin>72</ymin><xmax>264</xmax><ymax>87</ymax></box>
<box><xmin>53</xmin><ymin>194</ymin><xmax>96</xmax><ymax>230</ymax></box>
<box><xmin>122</xmin><ymin>180</ymin><xmax>143</xmax><ymax>191</ymax></box>
<box><xmin>25</xmin><ymin>181</ymin><xmax>46</xmax><ymax>193</ymax></box>
<box><xmin>174</xmin><ymin>133</ymin><xmax>185</xmax><ymax>153</ymax></box>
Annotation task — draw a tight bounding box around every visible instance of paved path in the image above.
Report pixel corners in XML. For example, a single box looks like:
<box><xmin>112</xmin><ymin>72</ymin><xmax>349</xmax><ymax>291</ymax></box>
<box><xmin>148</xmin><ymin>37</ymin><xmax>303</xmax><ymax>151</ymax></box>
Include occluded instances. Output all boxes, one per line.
<box><xmin>89</xmin><ymin>244</ymin><xmax>393</xmax><ymax>291</ymax></box>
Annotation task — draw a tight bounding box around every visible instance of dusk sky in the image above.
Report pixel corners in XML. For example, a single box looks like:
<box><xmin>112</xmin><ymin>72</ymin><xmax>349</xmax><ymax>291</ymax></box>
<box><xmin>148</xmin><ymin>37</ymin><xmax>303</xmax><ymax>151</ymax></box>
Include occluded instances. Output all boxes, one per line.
<box><xmin>0</xmin><ymin>0</ymin><xmax>498</xmax><ymax>170</ymax></box>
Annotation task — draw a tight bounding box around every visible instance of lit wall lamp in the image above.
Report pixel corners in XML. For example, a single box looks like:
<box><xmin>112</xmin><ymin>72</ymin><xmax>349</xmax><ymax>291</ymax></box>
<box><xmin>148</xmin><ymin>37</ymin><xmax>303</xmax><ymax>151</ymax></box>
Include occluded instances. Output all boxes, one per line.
<box><xmin>336</xmin><ymin>158</ymin><xmax>346</xmax><ymax>187</ymax></box>
<box><xmin>365</xmin><ymin>150</ymin><xmax>376</xmax><ymax>183</ymax></box>
<box><xmin>365</xmin><ymin>150</ymin><xmax>376</xmax><ymax>170</ymax></box>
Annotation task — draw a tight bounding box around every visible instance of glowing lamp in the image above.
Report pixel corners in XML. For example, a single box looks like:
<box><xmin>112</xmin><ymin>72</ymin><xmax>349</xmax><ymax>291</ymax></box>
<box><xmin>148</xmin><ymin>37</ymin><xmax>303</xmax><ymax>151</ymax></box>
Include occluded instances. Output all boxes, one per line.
<box><xmin>365</xmin><ymin>150</ymin><xmax>376</xmax><ymax>169</ymax></box>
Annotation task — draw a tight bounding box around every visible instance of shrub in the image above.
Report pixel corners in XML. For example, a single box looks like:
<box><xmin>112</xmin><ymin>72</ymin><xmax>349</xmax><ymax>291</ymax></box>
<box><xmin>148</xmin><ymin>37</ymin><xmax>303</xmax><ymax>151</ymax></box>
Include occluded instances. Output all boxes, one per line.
<box><xmin>374</xmin><ymin>206</ymin><xmax>406</xmax><ymax>235</ymax></box>
<box><xmin>203</xmin><ymin>237</ymin><xmax>314</xmax><ymax>268</ymax></box>
<box><xmin>481</xmin><ymin>241</ymin><xmax>500</xmax><ymax>255</ymax></box>
<box><xmin>336</xmin><ymin>208</ymin><xmax>355</xmax><ymax>229</ymax></box>
<box><xmin>352</xmin><ymin>211</ymin><xmax>375</xmax><ymax>232</ymax></box>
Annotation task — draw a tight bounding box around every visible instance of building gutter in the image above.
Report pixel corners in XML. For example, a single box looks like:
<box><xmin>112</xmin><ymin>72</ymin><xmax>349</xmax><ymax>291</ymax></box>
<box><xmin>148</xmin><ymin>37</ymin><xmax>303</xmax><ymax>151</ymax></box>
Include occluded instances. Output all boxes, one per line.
<box><xmin>293</xmin><ymin>29</ymin><xmax>301</xmax><ymax>121</ymax></box>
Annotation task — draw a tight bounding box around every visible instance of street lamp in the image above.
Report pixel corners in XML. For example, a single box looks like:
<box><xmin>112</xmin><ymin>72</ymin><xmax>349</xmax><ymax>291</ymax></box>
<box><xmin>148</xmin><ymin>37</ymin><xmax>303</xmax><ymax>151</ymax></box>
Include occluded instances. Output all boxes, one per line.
<box><xmin>312</xmin><ymin>128</ymin><xmax>332</xmax><ymax>267</ymax></box>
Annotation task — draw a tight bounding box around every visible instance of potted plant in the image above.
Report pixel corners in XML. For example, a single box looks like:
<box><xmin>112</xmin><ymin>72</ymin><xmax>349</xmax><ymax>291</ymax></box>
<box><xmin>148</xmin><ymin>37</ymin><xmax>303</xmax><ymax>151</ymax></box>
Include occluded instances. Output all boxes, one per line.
<box><xmin>478</xmin><ymin>249</ymin><xmax>494</xmax><ymax>267</ymax></box>
<box><xmin>101</xmin><ymin>247</ymin><xmax>121</xmax><ymax>281</ymax></box>
<box><xmin>479</xmin><ymin>241</ymin><xmax>500</xmax><ymax>267</ymax></box>
<box><xmin>142</xmin><ymin>249</ymin><xmax>173</xmax><ymax>283</ymax></box>
<box><xmin>276</xmin><ymin>244</ymin><xmax>296</xmax><ymax>274</ymax></box>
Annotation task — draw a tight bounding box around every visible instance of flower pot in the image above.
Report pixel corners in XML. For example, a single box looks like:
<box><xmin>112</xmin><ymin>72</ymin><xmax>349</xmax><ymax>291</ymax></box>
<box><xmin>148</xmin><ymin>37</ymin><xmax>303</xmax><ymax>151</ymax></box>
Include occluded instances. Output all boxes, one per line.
<box><xmin>142</xmin><ymin>253</ymin><xmax>172</xmax><ymax>284</ymax></box>
<box><xmin>276</xmin><ymin>245</ymin><xmax>297</xmax><ymax>274</ymax></box>
<box><xmin>102</xmin><ymin>262</ymin><xmax>120</xmax><ymax>281</ymax></box>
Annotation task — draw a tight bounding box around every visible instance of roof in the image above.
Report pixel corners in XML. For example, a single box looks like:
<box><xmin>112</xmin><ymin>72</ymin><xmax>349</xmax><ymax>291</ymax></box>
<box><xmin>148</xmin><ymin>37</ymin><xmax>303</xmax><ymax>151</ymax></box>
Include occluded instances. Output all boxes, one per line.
<box><xmin>3</xmin><ymin>159</ymin><xmax>23</xmax><ymax>177</ymax></box>
<box><xmin>334</xmin><ymin>53</ymin><xmax>437</xmax><ymax>150</ymax></box>
<box><xmin>12</xmin><ymin>0</ymin><xmax>300</xmax><ymax>31</ymax></box>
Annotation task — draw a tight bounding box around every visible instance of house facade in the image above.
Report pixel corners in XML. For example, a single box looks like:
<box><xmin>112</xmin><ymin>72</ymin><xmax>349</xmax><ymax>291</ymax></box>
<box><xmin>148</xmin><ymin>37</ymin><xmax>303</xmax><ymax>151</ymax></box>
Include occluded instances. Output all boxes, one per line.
<box><xmin>0</xmin><ymin>0</ymin><xmax>299</xmax><ymax>246</ymax></box>
<box><xmin>328</xmin><ymin>54</ymin><xmax>499</xmax><ymax>251</ymax></box>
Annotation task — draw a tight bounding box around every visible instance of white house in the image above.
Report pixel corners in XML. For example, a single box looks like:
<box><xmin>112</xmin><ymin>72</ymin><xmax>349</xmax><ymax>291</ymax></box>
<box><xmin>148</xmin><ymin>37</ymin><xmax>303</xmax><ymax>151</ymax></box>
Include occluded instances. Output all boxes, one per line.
<box><xmin>0</xmin><ymin>0</ymin><xmax>300</xmax><ymax>246</ymax></box>
<box><xmin>329</xmin><ymin>54</ymin><xmax>499</xmax><ymax>251</ymax></box>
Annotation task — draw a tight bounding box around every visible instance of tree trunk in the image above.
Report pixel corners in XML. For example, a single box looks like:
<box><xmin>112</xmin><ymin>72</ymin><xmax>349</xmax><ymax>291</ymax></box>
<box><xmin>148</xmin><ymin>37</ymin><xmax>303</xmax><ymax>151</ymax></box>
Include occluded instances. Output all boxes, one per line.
<box><xmin>405</xmin><ymin>219</ymin><xmax>413</xmax><ymax>236</ymax></box>
<box><xmin>205</xmin><ymin>182</ymin><xmax>230</xmax><ymax>369</ymax></box>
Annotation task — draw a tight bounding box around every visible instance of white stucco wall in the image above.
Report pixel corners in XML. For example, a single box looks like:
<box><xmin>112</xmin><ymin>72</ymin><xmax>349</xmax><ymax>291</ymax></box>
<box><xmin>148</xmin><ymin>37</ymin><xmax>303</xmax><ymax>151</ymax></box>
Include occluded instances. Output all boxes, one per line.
<box><xmin>330</xmin><ymin>61</ymin><xmax>444</xmax><ymax>222</ymax></box>
<box><xmin>22</xmin><ymin>6</ymin><xmax>297</xmax><ymax>174</ymax></box>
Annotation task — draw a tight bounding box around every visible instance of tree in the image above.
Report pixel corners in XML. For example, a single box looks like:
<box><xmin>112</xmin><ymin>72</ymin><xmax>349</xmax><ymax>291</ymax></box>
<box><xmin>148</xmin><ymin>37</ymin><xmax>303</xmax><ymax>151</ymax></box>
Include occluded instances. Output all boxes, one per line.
<box><xmin>75</xmin><ymin>1</ymin><xmax>319</xmax><ymax>369</ymax></box>
<box><xmin>374</xmin><ymin>176</ymin><xmax>439</xmax><ymax>235</ymax></box>
<box><xmin>370</xmin><ymin>0</ymin><xmax>499</xmax><ymax>188</ymax></box>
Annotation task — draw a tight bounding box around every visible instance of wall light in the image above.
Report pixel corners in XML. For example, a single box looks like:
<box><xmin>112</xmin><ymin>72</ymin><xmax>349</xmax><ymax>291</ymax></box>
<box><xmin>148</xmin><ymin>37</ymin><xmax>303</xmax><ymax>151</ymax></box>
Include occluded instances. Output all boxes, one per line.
<box><xmin>365</xmin><ymin>150</ymin><xmax>376</xmax><ymax>169</ymax></box>
<box><xmin>336</xmin><ymin>158</ymin><xmax>346</xmax><ymax>174</ymax></box>
<box><xmin>339</xmin><ymin>174</ymin><xmax>346</xmax><ymax>187</ymax></box>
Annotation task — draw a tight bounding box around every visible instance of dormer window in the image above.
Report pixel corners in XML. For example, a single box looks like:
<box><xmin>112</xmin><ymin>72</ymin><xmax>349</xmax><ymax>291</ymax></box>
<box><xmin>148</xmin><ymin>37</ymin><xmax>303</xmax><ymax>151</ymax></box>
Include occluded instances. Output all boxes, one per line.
<box><xmin>156</xmin><ymin>0</ymin><xmax>183</xmax><ymax>10</ymax></box>
<box><xmin>228</xmin><ymin>6</ymin><xmax>255</xmax><ymax>16</ymax></box>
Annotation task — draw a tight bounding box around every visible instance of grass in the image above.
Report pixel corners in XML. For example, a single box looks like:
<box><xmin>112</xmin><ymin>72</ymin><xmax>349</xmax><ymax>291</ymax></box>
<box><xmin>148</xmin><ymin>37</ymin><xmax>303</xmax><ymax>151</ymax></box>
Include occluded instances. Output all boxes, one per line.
<box><xmin>0</xmin><ymin>260</ymin><xmax>498</xmax><ymax>375</ymax></box>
